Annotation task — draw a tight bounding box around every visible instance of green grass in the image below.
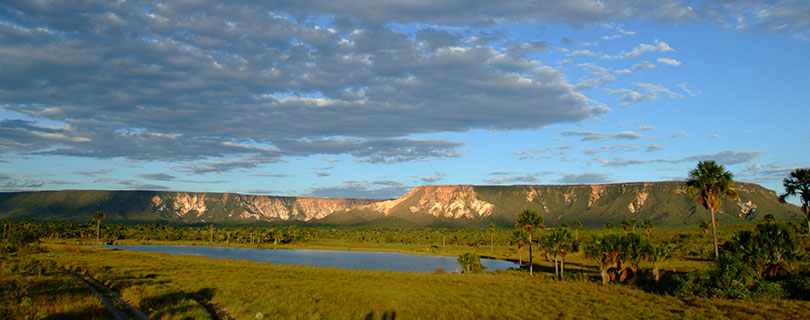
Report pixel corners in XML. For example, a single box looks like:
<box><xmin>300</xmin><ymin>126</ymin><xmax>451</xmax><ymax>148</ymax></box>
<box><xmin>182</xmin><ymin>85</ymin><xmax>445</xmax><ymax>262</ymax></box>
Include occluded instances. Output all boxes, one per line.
<box><xmin>0</xmin><ymin>247</ymin><xmax>111</xmax><ymax>319</ymax></box>
<box><xmin>21</xmin><ymin>243</ymin><xmax>810</xmax><ymax>319</ymax></box>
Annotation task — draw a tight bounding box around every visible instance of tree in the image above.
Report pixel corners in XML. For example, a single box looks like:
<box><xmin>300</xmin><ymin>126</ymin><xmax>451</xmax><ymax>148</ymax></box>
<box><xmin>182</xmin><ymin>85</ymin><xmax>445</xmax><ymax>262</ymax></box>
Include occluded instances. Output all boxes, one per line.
<box><xmin>585</xmin><ymin>234</ymin><xmax>621</xmax><ymax>284</ymax></box>
<box><xmin>92</xmin><ymin>211</ymin><xmax>105</xmax><ymax>245</ymax></box>
<box><xmin>605</xmin><ymin>221</ymin><xmax>615</xmax><ymax>233</ymax></box>
<box><xmin>620</xmin><ymin>219</ymin><xmax>632</xmax><ymax>235</ymax></box>
<box><xmin>649</xmin><ymin>244</ymin><xmax>673</xmax><ymax>282</ymax></box>
<box><xmin>618</xmin><ymin>233</ymin><xmax>650</xmax><ymax>283</ymax></box>
<box><xmin>543</xmin><ymin>227</ymin><xmax>577</xmax><ymax>279</ymax></box>
<box><xmin>457</xmin><ymin>252</ymin><xmax>485</xmax><ymax>273</ymax></box>
<box><xmin>779</xmin><ymin>168</ymin><xmax>810</xmax><ymax>248</ymax></box>
<box><xmin>487</xmin><ymin>223</ymin><xmax>496</xmax><ymax>254</ymax></box>
<box><xmin>571</xmin><ymin>219</ymin><xmax>582</xmax><ymax>241</ymax></box>
<box><xmin>685</xmin><ymin>160</ymin><xmax>738</xmax><ymax>260</ymax></box>
<box><xmin>723</xmin><ymin>221</ymin><xmax>800</xmax><ymax>278</ymax></box>
<box><xmin>641</xmin><ymin>219</ymin><xmax>655</xmax><ymax>239</ymax></box>
<box><xmin>516</xmin><ymin>209</ymin><xmax>543</xmax><ymax>276</ymax></box>
<box><xmin>209</xmin><ymin>224</ymin><xmax>214</xmax><ymax>244</ymax></box>
<box><xmin>630</xmin><ymin>219</ymin><xmax>638</xmax><ymax>232</ymax></box>
<box><xmin>510</xmin><ymin>229</ymin><xmax>529</xmax><ymax>266</ymax></box>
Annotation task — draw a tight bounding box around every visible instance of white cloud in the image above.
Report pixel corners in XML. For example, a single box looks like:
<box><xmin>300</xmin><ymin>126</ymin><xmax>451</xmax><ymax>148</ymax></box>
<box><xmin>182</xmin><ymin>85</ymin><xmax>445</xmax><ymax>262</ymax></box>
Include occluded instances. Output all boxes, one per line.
<box><xmin>657</xmin><ymin>57</ymin><xmax>682</xmax><ymax>66</ymax></box>
<box><xmin>606</xmin><ymin>82</ymin><xmax>683</xmax><ymax>102</ymax></box>
<box><xmin>420</xmin><ymin>172</ymin><xmax>446</xmax><ymax>183</ymax></box>
<box><xmin>555</xmin><ymin>173</ymin><xmax>612</xmax><ymax>184</ymax></box>
<box><xmin>569</xmin><ymin>49</ymin><xmax>598</xmax><ymax>56</ymax></box>
<box><xmin>602</xmin><ymin>40</ymin><xmax>674</xmax><ymax>60</ymax></box>
<box><xmin>561</xmin><ymin>130</ymin><xmax>644</xmax><ymax>141</ymax></box>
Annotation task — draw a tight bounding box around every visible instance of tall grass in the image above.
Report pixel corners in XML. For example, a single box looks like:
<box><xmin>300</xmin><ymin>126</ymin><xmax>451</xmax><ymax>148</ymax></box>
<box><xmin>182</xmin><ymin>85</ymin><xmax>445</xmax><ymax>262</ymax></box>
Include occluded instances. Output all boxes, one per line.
<box><xmin>27</xmin><ymin>244</ymin><xmax>810</xmax><ymax>319</ymax></box>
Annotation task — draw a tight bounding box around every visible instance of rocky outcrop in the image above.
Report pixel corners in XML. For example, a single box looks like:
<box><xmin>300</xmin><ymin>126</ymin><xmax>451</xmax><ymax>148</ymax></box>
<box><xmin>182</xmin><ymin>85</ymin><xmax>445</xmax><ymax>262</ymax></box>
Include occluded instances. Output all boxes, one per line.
<box><xmin>408</xmin><ymin>185</ymin><xmax>494</xmax><ymax>219</ymax></box>
<box><xmin>0</xmin><ymin>181</ymin><xmax>802</xmax><ymax>226</ymax></box>
<box><xmin>152</xmin><ymin>193</ymin><xmax>207</xmax><ymax>218</ymax></box>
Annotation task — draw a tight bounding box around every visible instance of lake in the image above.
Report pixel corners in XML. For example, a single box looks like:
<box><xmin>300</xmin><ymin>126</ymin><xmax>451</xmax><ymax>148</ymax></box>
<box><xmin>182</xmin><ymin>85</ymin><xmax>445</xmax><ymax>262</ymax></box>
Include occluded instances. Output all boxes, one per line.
<box><xmin>106</xmin><ymin>245</ymin><xmax>518</xmax><ymax>273</ymax></box>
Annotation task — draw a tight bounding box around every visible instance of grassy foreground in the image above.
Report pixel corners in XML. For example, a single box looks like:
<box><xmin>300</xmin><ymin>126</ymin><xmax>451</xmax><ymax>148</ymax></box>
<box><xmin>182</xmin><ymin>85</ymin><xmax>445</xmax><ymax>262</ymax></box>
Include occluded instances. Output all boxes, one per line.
<box><xmin>7</xmin><ymin>244</ymin><xmax>808</xmax><ymax>319</ymax></box>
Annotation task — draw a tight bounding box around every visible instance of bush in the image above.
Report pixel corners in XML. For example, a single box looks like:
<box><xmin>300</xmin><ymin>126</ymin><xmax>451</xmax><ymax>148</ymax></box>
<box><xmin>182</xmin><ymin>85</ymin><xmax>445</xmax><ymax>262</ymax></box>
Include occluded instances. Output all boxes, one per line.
<box><xmin>751</xmin><ymin>281</ymin><xmax>785</xmax><ymax>300</ymax></box>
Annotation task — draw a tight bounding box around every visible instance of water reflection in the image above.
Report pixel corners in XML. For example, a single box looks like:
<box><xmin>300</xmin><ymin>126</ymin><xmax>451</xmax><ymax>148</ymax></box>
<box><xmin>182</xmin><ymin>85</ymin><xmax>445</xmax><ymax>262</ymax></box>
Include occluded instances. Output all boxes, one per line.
<box><xmin>106</xmin><ymin>245</ymin><xmax>518</xmax><ymax>273</ymax></box>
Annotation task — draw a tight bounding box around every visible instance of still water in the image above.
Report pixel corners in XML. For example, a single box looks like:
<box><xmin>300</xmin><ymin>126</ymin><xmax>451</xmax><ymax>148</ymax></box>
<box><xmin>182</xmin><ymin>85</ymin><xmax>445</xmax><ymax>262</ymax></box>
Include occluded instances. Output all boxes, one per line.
<box><xmin>106</xmin><ymin>245</ymin><xmax>518</xmax><ymax>272</ymax></box>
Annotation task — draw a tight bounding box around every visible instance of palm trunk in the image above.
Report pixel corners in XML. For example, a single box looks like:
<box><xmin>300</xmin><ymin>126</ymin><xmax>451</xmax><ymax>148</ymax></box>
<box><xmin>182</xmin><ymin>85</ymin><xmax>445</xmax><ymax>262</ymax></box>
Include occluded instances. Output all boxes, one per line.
<box><xmin>96</xmin><ymin>220</ymin><xmax>100</xmax><ymax>245</ymax></box>
<box><xmin>554</xmin><ymin>256</ymin><xmax>559</xmax><ymax>279</ymax></box>
<box><xmin>711</xmin><ymin>208</ymin><xmax>719</xmax><ymax>260</ymax></box>
<box><xmin>600</xmin><ymin>264</ymin><xmax>609</xmax><ymax>284</ymax></box>
<box><xmin>561</xmin><ymin>258</ymin><xmax>564</xmax><ymax>279</ymax></box>
<box><xmin>528</xmin><ymin>233</ymin><xmax>533</xmax><ymax>276</ymax></box>
<box><xmin>490</xmin><ymin>235</ymin><xmax>494</xmax><ymax>254</ymax></box>
<box><xmin>519</xmin><ymin>248</ymin><xmax>523</xmax><ymax>265</ymax></box>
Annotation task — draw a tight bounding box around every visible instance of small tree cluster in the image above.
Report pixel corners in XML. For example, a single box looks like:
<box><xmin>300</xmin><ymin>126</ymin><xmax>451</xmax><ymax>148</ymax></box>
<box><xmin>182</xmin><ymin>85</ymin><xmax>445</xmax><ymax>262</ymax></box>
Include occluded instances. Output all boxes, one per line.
<box><xmin>675</xmin><ymin>219</ymin><xmax>805</xmax><ymax>300</ymax></box>
<box><xmin>584</xmin><ymin>233</ymin><xmax>672</xmax><ymax>285</ymax></box>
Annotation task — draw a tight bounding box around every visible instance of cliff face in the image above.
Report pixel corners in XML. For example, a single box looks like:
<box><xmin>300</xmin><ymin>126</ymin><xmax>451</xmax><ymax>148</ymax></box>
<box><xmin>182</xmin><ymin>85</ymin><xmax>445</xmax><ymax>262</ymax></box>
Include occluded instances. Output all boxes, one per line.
<box><xmin>0</xmin><ymin>181</ymin><xmax>802</xmax><ymax>226</ymax></box>
<box><xmin>149</xmin><ymin>193</ymin><xmax>380</xmax><ymax>222</ymax></box>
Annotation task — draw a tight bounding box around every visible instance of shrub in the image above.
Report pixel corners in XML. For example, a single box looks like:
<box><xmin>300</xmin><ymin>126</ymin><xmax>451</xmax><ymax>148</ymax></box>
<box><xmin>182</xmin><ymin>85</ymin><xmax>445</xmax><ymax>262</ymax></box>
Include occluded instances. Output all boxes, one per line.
<box><xmin>751</xmin><ymin>281</ymin><xmax>785</xmax><ymax>300</ymax></box>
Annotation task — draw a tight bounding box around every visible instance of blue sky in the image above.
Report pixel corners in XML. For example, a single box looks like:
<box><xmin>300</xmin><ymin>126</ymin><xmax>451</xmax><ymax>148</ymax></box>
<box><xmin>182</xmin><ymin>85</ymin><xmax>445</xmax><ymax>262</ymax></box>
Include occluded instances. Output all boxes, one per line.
<box><xmin>0</xmin><ymin>1</ymin><xmax>808</xmax><ymax>201</ymax></box>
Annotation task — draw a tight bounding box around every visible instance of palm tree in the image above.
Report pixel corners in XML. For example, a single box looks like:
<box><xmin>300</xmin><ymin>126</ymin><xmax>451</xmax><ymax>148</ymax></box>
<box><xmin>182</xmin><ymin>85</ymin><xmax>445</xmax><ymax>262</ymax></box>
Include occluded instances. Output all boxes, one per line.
<box><xmin>780</xmin><ymin>168</ymin><xmax>810</xmax><ymax>247</ymax></box>
<box><xmin>92</xmin><ymin>211</ymin><xmax>105</xmax><ymax>245</ymax></box>
<box><xmin>649</xmin><ymin>244</ymin><xmax>673</xmax><ymax>282</ymax></box>
<box><xmin>604</xmin><ymin>221</ymin><xmax>615</xmax><ymax>233</ymax></box>
<box><xmin>487</xmin><ymin>223</ymin><xmax>496</xmax><ymax>254</ymax></box>
<box><xmin>209</xmin><ymin>224</ymin><xmax>214</xmax><ymax>244</ymax></box>
<box><xmin>584</xmin><ymin>234</ymin><xmax>621</xmax><ymax>284</ymax></box>
<box><xmin>544</xmin><ymin>227</ymin><xmax>577</xmax><ymax>279</ymax></box>
<box><xmin>619</xmin><ymin>233</ymin><xmax>650</xmax><ymax>283</ymax></box>
<box><xmin>457</xmin><ymin>252</ymin><xmax>485</xmax><ymax>273</ymax></box>
<box><xmin>510</xmin><ymin>229</ymin><xmax>529</xmax><ymax>266</ymax></box>
<box><xmin>571</xmin><ymin>219</ymin><xmax>582</xmax><ymax>241</ymax></box>
<box><xmin>641</xmin><ymin>219</ymin><xmax>655</xmax><ymax>239</ymax></box>
<box><xmin>685</xmin><ymin>160</ymin><xmax>738</xmax><ymax>260</ymax></box>
<box><xmin>516</xmin><ymin>209</ymin><xmax>543</xmax><ymax>276</ymax></box>
<box><xmin>620</xmin><ymin>219</ymin><xmax>632</xmax><ymax>235</ymax></box>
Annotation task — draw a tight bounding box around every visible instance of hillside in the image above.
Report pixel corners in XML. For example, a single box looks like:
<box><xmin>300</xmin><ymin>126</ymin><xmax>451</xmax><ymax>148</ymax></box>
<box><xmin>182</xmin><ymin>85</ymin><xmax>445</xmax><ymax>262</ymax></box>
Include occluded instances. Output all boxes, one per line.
<box><xmin>0</xmin><ymin>182</ymin><xmax>802</xmax><ymax>227</ymax></box>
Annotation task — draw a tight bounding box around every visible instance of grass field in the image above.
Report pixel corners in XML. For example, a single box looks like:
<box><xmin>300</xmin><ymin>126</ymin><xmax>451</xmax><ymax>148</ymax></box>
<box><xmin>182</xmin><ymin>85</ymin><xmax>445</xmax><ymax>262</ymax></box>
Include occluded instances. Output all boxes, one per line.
<box><xmin>3</xmin><ymin>223</ymin><xmax>809</xmax><ymax>319</ymax></box>
<box><xmin>10</xmin><ymin>244</ymin><xmax>808</xmax><ymax>319</ymax></box>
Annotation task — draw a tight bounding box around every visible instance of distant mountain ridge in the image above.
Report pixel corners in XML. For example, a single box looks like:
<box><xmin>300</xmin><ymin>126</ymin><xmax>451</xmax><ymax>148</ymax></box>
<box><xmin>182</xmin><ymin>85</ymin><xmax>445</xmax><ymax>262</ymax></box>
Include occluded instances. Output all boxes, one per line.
<box><xmin>0</xmin><ymin>182</ymin><xmax>802</xmax><ymax>227</ymax></box>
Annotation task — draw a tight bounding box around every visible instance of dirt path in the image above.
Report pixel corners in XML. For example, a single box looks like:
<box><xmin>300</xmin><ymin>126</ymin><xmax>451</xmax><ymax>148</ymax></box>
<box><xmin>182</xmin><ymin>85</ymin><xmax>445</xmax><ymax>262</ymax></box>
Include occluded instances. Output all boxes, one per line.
<box><xmin>69</xmin><ymin>271</ymin><xmax>151</xmax><ymax>320</ymax></box>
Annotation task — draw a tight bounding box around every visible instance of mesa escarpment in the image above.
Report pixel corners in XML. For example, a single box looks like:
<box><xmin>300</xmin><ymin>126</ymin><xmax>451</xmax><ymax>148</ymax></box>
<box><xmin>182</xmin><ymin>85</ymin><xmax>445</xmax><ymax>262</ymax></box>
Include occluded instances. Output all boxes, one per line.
<box><xmin>0</xmin><ymin>181</ymin><xmax>802</xmax><ymax>226</ymax></box>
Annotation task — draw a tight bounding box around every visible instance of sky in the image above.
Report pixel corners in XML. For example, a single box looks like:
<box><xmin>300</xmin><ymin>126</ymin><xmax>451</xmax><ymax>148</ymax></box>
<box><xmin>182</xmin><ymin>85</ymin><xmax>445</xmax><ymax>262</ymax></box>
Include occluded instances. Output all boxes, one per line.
<box><xmin>0</xmin><ymin>1</ymin><xmax>808</xmax><ymax>201</ymax></box>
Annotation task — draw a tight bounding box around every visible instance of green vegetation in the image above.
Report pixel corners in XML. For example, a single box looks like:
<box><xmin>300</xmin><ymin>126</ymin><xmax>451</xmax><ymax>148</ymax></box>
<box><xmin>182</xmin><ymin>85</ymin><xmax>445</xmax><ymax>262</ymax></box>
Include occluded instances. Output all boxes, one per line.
<box><xmin>515</xmin><ymin>209</ymin><xmax>543</xmax><ymax>275</ymax></box>
<box><xmin>457</xmin><ymin>252</ymin><xmax>485</xmax><ymax>273</ymax></box>
<box><xmin>780</xmin><ymin>167</ymin><xmax>810</xmax><ymax>247</ymax></box>
<box><xmin>686</xmin><ymin>160</ymin><xmax>739</xmax><ymax>259</ymax></box>
<box><xmin>2</xmin><ymin>215</ymin><xmax>810</xmax><ymax>318</ymax></box>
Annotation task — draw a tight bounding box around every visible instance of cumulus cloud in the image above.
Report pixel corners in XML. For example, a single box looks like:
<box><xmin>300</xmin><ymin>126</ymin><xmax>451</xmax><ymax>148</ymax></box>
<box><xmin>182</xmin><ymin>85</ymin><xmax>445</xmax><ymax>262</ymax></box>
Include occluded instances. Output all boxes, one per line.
<box><xmin>1</xmin><ymin>2</ymin><xmax>618</xmax><ymax>173</ymax></box>
<box><xmin>657</xmin><ymin>57</ymin><xmax>682</xmax><ymax>66</ymax></box>
<box><xmin>602</xmin><ymin>40</ymin><xmax>674</xmax><ymax>59</ymax></box>
<box><xmin>613</xmin><ymin>61</ymin><xmax>656</xmax><ymax>75</ymax></box>
<box><xmin>606</xmin><ymin>82</ymin><xmax>683</xmax><ymax>102</ymax></box>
